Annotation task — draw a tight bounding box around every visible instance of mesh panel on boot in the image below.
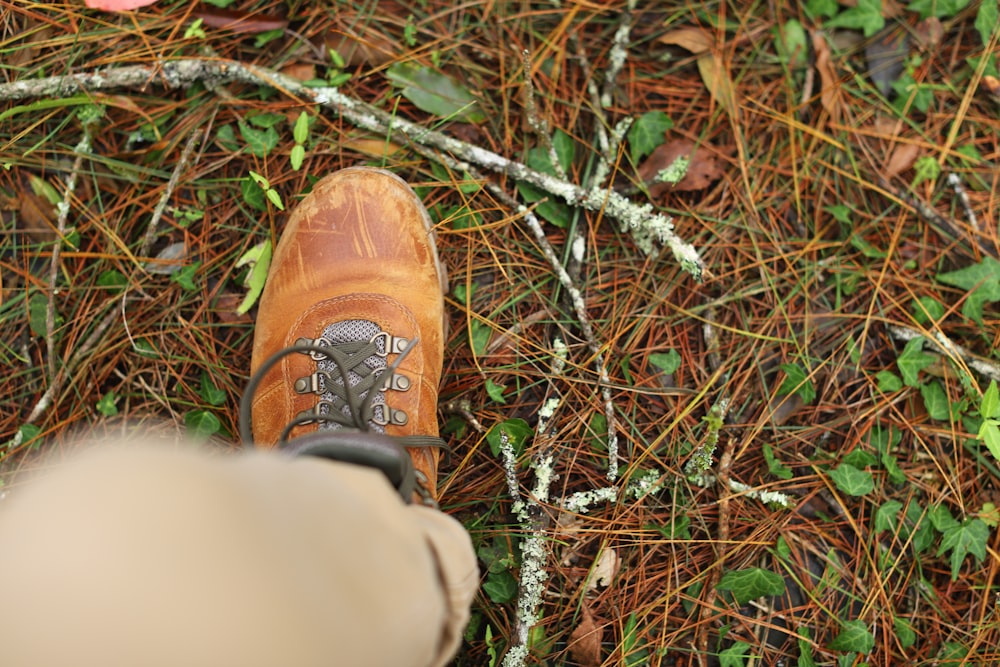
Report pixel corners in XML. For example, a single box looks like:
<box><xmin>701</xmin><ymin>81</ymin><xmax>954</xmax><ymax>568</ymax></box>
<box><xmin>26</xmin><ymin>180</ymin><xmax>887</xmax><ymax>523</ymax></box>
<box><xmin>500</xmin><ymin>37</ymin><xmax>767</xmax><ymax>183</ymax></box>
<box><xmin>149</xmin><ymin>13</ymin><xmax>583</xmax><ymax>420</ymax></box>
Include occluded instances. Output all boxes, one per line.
<box><xmin>316</xmin><ymin>319</ymin><xmax>386</xmax><ymax>433</ymax></box>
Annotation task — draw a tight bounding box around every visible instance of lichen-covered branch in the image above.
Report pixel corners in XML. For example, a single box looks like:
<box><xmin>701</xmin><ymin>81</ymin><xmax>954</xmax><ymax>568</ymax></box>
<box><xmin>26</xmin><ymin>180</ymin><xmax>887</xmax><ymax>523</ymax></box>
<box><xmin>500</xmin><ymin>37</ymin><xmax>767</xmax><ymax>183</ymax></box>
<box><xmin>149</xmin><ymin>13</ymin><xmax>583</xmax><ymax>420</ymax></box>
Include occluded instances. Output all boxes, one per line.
<box><xmin>0</xmin><ymin>58</ymin><xmax>704</xmax><ymax>280</ymax></box>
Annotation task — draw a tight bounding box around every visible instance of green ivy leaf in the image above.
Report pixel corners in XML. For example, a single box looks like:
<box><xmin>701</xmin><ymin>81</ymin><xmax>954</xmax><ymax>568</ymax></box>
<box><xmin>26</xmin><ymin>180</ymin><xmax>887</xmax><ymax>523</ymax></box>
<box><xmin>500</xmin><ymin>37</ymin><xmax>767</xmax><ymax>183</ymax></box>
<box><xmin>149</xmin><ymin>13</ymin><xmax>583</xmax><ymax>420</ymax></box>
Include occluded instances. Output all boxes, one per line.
<box><xmin>827</xmin><ymin>620</ymin><xmax>875</xmax><ymax>653</ymax></box>
<box><xmin>893</xmin><ymin>617</ymin><xmax>916</xmax><ymax>649</ymax></box>
<box><xmin>199</xmin><ymin>371</ymin><xmax>227</xmax><ymax>407</ymax></box>
<box><xmin>241</xmin><ymin>176</ymin><xmax>267</xmax><ymax>212</ymax></box>
<box><xmin>715</xmin><ymin>567</ymin><xmax>785</xmax><ymax>605</ymax></box>
<box><xmin>719</xmin><ymin>641</ymin><xmax>752</xmax><ymax>667</ymax></box>
<box><xmin>937</xmin><ymin>256</ymin><xmax>1000</xmax><ymax>325</ymax></box>
<box><xmin>184</xmin><ymin>409</ymin><xmax>222</xmax><ymax>439</ymax></box>
<box><xmin>975</xmin><ymin>1</ymin><xmax>999</xmax><ymax>48</ymax></box>
<box><xmin>907</xmin><ymin>0</ymin><xmax>970</xmax><ymax>19</ymax></box>
<box><xmin>762</xmin><ymin>442</ymin><xmax>793</xmax><ymax>480</ymax></box>
<box><xmin>627</xmin><ymin>111</ymin><xmax>673</xmax><ymax>163</ymax></box>
<box><xmin>649</xmin><ymin>349</ymin><xmax>682</xmax><ymax>374</ymax></box>
<box><xmin>485</xmin><ymin>378</ymin><xmax>507</xmax><ymax>404</ymax></box>
<box><xmin>920</xmin><ymin>380</ymin><xmax>952</xmax><ymax>421</ymax></box>
<box><xmin>778</xmin><ymin>362</ymin><xmax>816</xmax><ymax>404</ymax></box>
<box><xmin>875</xmin><ymin>500</ymin><xmax>903</xmax><ymax>533</ymax></box>
<box><xmin>805</xmin><ymin>0</ymin><xmax>839</xmax><ymax>17</ymax></box>
<box><xmin>482</xmin><ymin>569</ymin><xmax>518</xmax><ymax>603</ymax></box>
<box><xmin>469</xmin><ymin>319</ymin><xmax>491</xmax><ymax>356</ymax></box>
<box><xmin>235</xmin><ymin>240</ymin><xmax>272</xmax><ymax>315</ymax></box>
<box><xmin>238</xmin><ymin>122</ymin><xmax>280</xmax><ymax>157</ymax></box>
<box><xmin>875</xmin><ymin>370</ymin><xmax>902</xmax><ymax>392</ymax></box>
<box><xmin>385</xmin><ymin>62</ymin><xmax>485</xmax><ymax>122</ymax></box>
<box><xmin>826</xmin><ymin>0</ymin><xmax>884</xmax><ymax>37</ymax></box>
<box><xmin>897</xmin><ymin>336</ymin><xmax>934</xmax><ymax>387</ymax></box>
<box><xmin>486</xmin><ymin>418</ymin><xmax>533</xmax><ymax>457</ymax></box>
<box><xmin>829</xmin><ymin>463</ymin><xmax>874</xmax><ymax>496</ymax></box>
<box><xmin>937</xmin><ymin>517</ymin><xmax>989</xmax><ymax>580</ymax></box>
<box><xmin>170</xmin><ymin>262</ymin><xmax>201</xmax><ymax>292</ymax></box>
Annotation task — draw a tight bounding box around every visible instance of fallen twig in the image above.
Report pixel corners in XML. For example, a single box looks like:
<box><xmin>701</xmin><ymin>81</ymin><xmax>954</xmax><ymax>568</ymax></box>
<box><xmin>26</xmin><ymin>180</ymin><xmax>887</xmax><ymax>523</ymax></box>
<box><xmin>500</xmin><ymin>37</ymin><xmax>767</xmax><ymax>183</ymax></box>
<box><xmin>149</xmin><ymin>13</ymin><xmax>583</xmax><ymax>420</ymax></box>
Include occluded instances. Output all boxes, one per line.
<box><xmin>0</xmin><ymin>58</ymin><xmax>704</xmax><ymax>279</ymax></box>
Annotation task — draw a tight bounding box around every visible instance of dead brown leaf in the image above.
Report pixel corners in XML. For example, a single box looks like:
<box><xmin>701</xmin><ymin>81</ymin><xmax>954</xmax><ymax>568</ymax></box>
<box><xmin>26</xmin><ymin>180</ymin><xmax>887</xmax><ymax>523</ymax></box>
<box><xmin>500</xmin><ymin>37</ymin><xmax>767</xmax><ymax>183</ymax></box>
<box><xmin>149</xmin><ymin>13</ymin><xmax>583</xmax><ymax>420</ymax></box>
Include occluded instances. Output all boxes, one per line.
<box><xmin>658</xmin><ymin>27</ymin><xmax>712</xmax><ymax>55</ymax></box>
<box><xmin>638</xmin><ymin>139</ymin><xmax>728</xmax><ymax>195</ymax></box>
<box><xmin>696</xmin><ymin>53</ymin><xmax>740</xmax><ymax>121</ymax></box>
<box><xmin>192</xmin><ymin>6</ymin><xmax>287</xmax><ymax>34</ymax></box>
<box><xmin>913</xmin><ymin>17</ymin><xmax>944</xmax><ymax>51</ymax></box>
<box><xmin>885</xmin><ymin>142</ymin><xmax>920</xmax><ymax>178</ymax></box>
<box><xmin>280</xmin><ymin>63</ymin><xmax>316</xmax><ymax>82</ymax></box>
<box><xmin>811</xmin><ymin>31</ymin><xmax>841</xmax><ymax>122</ymax></box>
<box><xmin>567</xmin><ymin>604</ymin><xmax>602</xmax><ymax>667</ymax></box>
<box><xmin>586</xmin><ymin>547</ymin><xmax>620</xmax><ymax>594</ymax></box>
<box><xmin>321</xmin><ymin>19</ymin><xmax>398</xmax><ymax>67</ymax></box>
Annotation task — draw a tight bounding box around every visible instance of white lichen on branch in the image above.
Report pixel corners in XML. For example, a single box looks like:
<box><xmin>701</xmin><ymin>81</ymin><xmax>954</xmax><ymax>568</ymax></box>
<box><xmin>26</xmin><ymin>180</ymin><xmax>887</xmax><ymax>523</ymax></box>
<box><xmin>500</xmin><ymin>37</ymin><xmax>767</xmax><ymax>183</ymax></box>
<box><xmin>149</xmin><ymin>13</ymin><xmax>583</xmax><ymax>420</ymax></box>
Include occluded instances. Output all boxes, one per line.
<box><xmin>0</xmin><ymin>59</ymin><xmax>704</xmax><ymax>280</ymax></box>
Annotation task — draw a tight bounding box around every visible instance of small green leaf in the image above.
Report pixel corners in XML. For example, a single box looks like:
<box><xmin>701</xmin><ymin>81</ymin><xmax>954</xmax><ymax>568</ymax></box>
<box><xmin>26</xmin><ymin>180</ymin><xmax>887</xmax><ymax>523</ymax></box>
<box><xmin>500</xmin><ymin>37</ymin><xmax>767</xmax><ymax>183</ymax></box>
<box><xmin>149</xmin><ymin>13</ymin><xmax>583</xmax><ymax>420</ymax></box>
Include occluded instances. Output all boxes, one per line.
<box><xmin>826</xmin><ymin>204</ymin><xmax>852</xmax><ymax>223</ymax></box>
<box><xmin>978</xmin><ymin>420</ymin><xmax>1000</xmax><ymax>462</ymax></box>
<box><xmin>184</xmin><ymin>409</ymin><xmax>222</xmax><ymax>439</ymax></box>
<box><xmin>719</xmin><ymin>641</ymin><xmax>752</xmax><ymax>667</ymax></box>
<box><xmin>292</xmin><ymin>111</ymin><xmax>310</xmax><ymax>144</ymax></box>
<box><xmin>170</xmin><ymin>262</ymin><xmax>201</xmax><ymax>292</ymax></box>
<box><xmin>235</xmin><ymin>240</ymin><xmax>272</xmax><ymax>315</ymax></box>
<box><xmin>936</xmin><ymin>257</ymin><xmax>1000</xmax><ymax>325</ymax></box>
<box><xmin>485</xmin><ymin>378</ymin><xmax>507</xmax><ymax>404</ymax></box>
<box><xmin>875</xmin><ymin>370</ymin><xmax>902</xmax><ymax>392</ymax></box>
<box><xmin>827</xmin><ymin>620</ymin><xmax>875</xmax><ymax>653</ymax></box>
<box><xmin>897</xmin><ymin>336</ymin><xmax>934</xmax><ymax>387</ymax></box>
<box><xmin>265</xmin><ymin>188</ymin><xmax>285</xmax><ymax>211</ymax></box>
<box><xmin>469</xmin><ymin>319</ymin><xmax>491</xmax><ymax>355</ymax></box>
<box><xmin>254</xmin><ymin>28</ymin><xmax>284</xmax><ymax>48</ymax></box>
<box><xmin>241</xmin><ymin>176</ymin><xmax>267</xmax><ymax>212</ymax></box>
<box><xmin>28</xmin><ymin>291</ymin><xmax>61</xmax><ymax>337</ymax></box>
<box><xmin>238</xmin><ymin>121</ymin><xmax>279</xmax><ymax>157</ymax></box>
<box><xmin>715</xmin><ymin>567</ymin><xmax>786</xmax><ymax>605</ymax></box>
<box><xmin>96</xmin><ymin>391</ymin><xmax>119</xmax><ymax>417</ymax></box>
<box><xmin>829</xmin><ymin>463</ymin><xmax>874</xmax><ymax>496</ymax></box>
<box><xmin>826</xmin><ymin>0</ymin><xmax>884</xmax><ymax>36</ymax></box>
<box><xmin>486</xmin><ymin>418</ymin><xmax>533</xmax><ymax>457</ymax></box>
<box><xmin>775</xmin><ymin>19</ymin><xmax>808</xmax><ymax>69</ymax></box>
<box><xmin>893</xmin><ymin>617</ymin><xmax>916</xmax><ymax>649</ymax></box>
<box><xmin>386</xmin><ymin>62</ymin><xmax>485</xmax><ymax>122</ymax></box>
<box><xmin>982</xmin><ymin>380</ymin><xmax>1000</xmax><ymax>419</ymax></box>
<box><xmin>627</xmin><ymin>111</ymin><xmax>673</xmax><ymax>163</ymax></box>
<box><xmin>920</xmin><ymin>380</ymin><xmax>952</xmax><ymax>421</ymax></box>
<box><xmin>797</xmin><ymin>627</ymin><xmax>817</xmax><ymax>667</ymax></box>
<box><xmin>762</xmin><ymin>442</ymin><xmax>793</xmax><ymax>480</ymax></box>
<box><xmin>975</xmin><ymin>1</ymin><xmax>999</xmax><ymax>48</ymax></box>
<box><xmin>588</xmin><ymin>412</ymin><xmax>608</xmax><ymax>453</ymax></box>
<box><xmin>842</xmin><ymin>448</ymin><xmax>877</xmax><ymax>468</ymax></box>
<box><xmin>907</xmin><ymin>0</ymin><xmax>970</xmax><ymax>19</ymax></box>
<box><xmin>199</xmin><ymin>372</ymin><xmax>227</xmax><ymax>407</ymax></box>
<box><xmin>482</xmin><ymin>569</ymin><xmax>518</xmax><ymax>603</ymax></box>
<box><xmin>875</xmin><ymin>500</ymin><xmax>903</xmax><ymax>533</ymax></box>
<box><xmin>778</xmin><ymin>363</ymin><xmax>816</xmax><ymax>404</ymax></box>
<box><xmin>552</xmin><ymin>129</ymin><xmax>576</xmax><ymax>174</ymax></box>
<box><xmin>649</xmin><ymin>349</ymin><xmax>682</xmax><ymax>374</ymax></box>
<box><xmin>247</xmin><ymin>112</ymin><xmax>286</xmax><ymax>129</ymax></box>
<box><xmin>215</xmin><ymin>124</ymin><xmax>239</xmax><ymax>151</ymax></box>
<box><xmin>805</xmin><ymin>0</ymin><xmax>839</xmax><ymax>18</ymax></box>
<box><xmin>290</xmin><ymin>144</ymin><xmax>305</xmax><ymax>171</ymax></box>
<box><xmin>937</xmin><ymin>517</ymin><xmax>989</xmax><ymax>580</ymax></box>
<box><xmin>912</xmin><ymin>155</ymin><xmax>941</xmax><ymax>187</ymax></box>
<box><xmin>911</xmin><ymin>295</ymin><xmax>945</xmax><ymax>324</ymax></box>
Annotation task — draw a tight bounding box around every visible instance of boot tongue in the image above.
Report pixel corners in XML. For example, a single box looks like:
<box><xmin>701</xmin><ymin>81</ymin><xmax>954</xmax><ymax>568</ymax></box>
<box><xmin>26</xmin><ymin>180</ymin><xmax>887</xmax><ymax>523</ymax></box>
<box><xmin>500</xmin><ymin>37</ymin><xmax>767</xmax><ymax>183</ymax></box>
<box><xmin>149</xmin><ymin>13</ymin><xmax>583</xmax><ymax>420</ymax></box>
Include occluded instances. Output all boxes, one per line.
<box><xmin>315</xmin><ymin>319</ymin><xmax>387</xmax><ymax>432</ymax></box>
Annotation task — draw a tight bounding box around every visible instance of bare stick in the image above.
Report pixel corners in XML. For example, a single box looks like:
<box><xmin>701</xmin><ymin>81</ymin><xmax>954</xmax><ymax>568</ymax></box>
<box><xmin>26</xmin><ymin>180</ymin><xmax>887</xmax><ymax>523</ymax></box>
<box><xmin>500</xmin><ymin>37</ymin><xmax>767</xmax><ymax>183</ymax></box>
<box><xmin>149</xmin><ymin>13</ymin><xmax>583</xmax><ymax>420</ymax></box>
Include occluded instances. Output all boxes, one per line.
<box><xmin>0</xmin><ymin>59</ymin><xmax>704</xmax><ymax>278</ymax></box>
<box><xmin>44</xmin><ymin>138</ymin><xmax>88</xmax><ymax>382</ymax></box>
<box><xmin>138</xmin><ymin>128</ymin><xmax>205</xmax><ymax>258</ymax></box>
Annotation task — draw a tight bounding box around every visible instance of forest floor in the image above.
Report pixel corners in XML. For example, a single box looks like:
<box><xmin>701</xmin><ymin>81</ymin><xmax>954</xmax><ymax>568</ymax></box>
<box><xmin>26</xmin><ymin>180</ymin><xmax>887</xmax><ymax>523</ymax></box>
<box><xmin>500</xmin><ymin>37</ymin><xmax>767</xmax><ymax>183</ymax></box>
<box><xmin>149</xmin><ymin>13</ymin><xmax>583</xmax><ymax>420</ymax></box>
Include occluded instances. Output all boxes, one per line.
<box><xmin>2</xmin><ymin>1</ymin><xmax>1000</xmax><ymax>665</ymax></box>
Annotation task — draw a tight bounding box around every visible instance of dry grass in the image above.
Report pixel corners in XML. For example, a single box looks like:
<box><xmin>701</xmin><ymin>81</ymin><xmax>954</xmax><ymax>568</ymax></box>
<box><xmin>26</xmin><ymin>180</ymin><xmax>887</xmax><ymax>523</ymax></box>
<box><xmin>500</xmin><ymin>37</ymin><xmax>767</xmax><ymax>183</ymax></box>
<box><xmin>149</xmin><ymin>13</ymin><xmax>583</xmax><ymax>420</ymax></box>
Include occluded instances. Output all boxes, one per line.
<box><xmin>2</xmin><ymin>0</ymin><xmax>1000</xmax><ymax>665</ymax></box>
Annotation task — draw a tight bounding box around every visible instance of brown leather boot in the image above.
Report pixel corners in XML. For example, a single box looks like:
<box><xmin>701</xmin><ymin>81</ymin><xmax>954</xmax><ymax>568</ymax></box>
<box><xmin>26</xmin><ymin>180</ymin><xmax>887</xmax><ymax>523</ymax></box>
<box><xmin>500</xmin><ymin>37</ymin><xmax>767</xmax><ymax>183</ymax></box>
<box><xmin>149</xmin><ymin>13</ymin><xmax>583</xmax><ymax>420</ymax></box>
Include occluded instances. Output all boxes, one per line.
<box><xmin>241</xmin><ymin>167</ymin><xmax>448</xmax><ymax>504</ymax></box>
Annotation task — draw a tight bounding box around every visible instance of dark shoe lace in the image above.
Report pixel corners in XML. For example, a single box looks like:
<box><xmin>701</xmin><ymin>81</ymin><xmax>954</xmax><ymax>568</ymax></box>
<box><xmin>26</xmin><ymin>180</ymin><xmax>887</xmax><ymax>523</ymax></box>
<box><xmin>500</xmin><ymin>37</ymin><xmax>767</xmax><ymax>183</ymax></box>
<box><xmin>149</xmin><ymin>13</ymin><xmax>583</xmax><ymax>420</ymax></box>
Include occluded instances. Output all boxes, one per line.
<box><xmin>239</xmin><ymin>332</ymin><xmax>446</xmax><ymax>503</ymax></box>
